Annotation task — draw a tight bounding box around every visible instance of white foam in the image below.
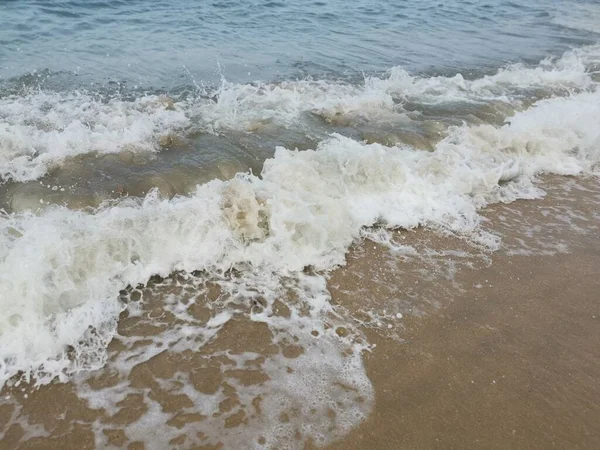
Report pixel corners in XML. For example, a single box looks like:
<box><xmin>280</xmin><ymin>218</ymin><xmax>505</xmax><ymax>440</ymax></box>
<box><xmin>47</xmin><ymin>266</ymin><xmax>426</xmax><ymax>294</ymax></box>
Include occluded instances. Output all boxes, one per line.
<box><xmin>2</xmin><ymin>45</ymin><xmax>598</xmax><ymax>183</ymax></box>
<box><xmin>1</xmin><ymin>85</ymin><xmax>600</xmax><ymax>387</ymax></box>
<box><xmin>0</xmin><ymin>92</ymin><xmax>190</xmax><ymax>182</ymax></box>
<box><xmin>47</xmin><ymin>271</ymin><xmax>374</xmax><ymax>449</ymax></box>
<box><xmin>375</xmin><ymin>44</ymin><xmax>599</xmax><ymax>104</ymax></box>
<box><xmin>197</xmin><ymin>44</ymin><xmax>600</xmax><ymax>131</ymax></box>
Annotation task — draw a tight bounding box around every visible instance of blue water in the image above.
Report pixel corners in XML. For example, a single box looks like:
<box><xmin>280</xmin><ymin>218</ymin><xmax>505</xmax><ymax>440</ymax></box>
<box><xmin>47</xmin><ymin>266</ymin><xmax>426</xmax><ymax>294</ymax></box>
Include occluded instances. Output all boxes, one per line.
<box><xmin>1</xmin><ymin>0</ymin><xmax>598</xmax><ymax>90</ymax></box>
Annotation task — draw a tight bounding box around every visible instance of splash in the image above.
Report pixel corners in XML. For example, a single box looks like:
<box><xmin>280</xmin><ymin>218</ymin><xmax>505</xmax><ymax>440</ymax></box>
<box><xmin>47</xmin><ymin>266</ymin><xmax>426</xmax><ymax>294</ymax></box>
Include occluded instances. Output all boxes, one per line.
<box><xmin>1</xmin><ymin>45</ymin><xmax>599</xmax><ymax>182</ymax></box>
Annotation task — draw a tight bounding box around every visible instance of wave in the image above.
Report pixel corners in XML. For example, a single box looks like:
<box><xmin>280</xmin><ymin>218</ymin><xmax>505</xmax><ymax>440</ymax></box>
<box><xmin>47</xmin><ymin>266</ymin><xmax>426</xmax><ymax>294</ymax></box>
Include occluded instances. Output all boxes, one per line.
<box><xmin>196</xmin><ymin>44</ymin><xmax>600</xmax><ymax>128</ymax></box>
<box><xmin>1</xmin><ymin>82</ymin><xmax>599</xmax><ymax>386</ymax></box>
<box><xmin>0</xmin><ymin>93</ymin><xmax>190</xmax><ymax>182</ymax></box>
<box><xmin>1</xmin><ymin>44</ymin><xmax>598</xmax><ymax>183</ymax></box>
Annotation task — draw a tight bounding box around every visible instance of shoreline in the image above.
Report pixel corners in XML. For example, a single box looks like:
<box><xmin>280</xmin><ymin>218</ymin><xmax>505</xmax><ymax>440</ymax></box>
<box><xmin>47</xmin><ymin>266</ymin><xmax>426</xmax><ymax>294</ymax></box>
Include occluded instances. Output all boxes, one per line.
<box><xmin>329</xmin><ymin>250</ymin><xmax>600</xmax><ymax>449</ymax></box>
<box><xmin>328</xmin><ymin>178</ymin><xmax>600</xmax><ymax>449</ymax></box>
<box><xmin>1</xmin><ymin>177</ymin><xmax>599</xmax><ymax>449</ymax></box>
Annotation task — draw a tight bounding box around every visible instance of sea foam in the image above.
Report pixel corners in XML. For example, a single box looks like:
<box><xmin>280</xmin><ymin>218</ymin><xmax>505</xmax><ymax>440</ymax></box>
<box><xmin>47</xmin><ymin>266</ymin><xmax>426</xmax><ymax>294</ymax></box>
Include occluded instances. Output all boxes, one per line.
<box><xmin>1</xmin><ymin>85</ymin><xmax>599</xmax><ymax>386</ymax></box>
<box><xmin>1</xmin><ymin>45</ymin><xmax>598</xmax><ymax>182</ymax></box>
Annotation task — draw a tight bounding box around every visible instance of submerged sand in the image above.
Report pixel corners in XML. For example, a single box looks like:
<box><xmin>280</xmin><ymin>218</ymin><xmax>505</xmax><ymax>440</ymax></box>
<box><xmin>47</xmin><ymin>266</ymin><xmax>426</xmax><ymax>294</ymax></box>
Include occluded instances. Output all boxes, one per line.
<box><xmin>1</xmin><ymin>176</ymin><xmax>599</xmax><ymax>449</ymax></box>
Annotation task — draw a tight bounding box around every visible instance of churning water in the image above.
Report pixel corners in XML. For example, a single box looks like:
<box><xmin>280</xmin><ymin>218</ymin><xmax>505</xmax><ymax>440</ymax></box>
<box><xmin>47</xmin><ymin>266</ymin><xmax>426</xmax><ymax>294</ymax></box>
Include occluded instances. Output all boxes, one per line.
<box><xmin>1</xmin><ymin>1</ymin><xmax>600</xmax><ymax>448</ymax></box>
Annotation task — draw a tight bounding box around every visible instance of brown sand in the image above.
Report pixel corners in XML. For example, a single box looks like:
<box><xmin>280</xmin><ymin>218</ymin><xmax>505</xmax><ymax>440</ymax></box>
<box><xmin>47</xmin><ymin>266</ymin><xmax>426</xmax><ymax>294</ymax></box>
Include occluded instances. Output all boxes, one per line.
<box><xmin>327</xmin><ymin>178</ymin><xmax>600</xmax><ymax>449</ymax></box>
<box><xmin>329</xmin><ymin>234</ymin><xmax>600</xmax><ymax>449</ymax></box>
<box><xmin>1</xmin><ymin>177</ymin><xmax>599</xmax><ymax>449</ymax></box>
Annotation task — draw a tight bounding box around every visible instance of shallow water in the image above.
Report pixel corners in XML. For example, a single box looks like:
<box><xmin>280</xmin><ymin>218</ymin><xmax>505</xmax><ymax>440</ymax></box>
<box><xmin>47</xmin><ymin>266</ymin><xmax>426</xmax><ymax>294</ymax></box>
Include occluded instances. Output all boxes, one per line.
<box><xmin>1</xmin><ymin>0</ymin><xmax>598</xmax><ymax>88</ymax></box>
<box><xmin>1</xmin><ymin>0</ymin><xmax>600</xmax><ymax>448</ymax></box>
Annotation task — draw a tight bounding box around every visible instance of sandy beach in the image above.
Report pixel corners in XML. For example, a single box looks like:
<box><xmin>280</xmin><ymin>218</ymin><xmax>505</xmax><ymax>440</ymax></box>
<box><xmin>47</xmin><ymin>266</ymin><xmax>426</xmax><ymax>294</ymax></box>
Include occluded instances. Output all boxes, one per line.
<box><xmin>1</xmin><ymin>176</ymin><xmax>598</xmax><ymax>449</ymax></box>
<box><xmin>2</xmin><ymin>1</ymin><xmax>600</xmax><ymax>448</ymax></box>
<box><xmin>329</xmin><ymin>186</ymin><xmax>600</xmax><ymax>449</ymax></box>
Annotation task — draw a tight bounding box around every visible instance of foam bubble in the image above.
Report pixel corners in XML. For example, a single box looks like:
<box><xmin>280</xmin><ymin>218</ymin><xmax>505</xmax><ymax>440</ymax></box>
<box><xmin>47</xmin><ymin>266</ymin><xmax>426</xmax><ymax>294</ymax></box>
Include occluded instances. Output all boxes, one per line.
<box><xmin>57</xmin><ymin>271</ymin><xmax>375</xmax><ymax>449</ymax></box>
<box><xmin>1</xmin><ymin>86</ymin><xmax>600</xmax><ymax>386</ymax></box>
<box><xmin>0</xmin><ymin>93</ymin><xmax>190</xmax><ymax>182</ymax></box>
<box><xmin>2</xmin><ymin>45</ymin><xmax>598</xmax><ymax>183</ymax></box>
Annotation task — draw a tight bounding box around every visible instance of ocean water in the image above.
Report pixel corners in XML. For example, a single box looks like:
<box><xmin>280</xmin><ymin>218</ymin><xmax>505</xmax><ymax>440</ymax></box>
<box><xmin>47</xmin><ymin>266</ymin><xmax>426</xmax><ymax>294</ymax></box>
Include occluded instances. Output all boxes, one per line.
<box><xmin>1</xmin><ymin>0</ymin><xmax>599</xmax><ymax>88</ymax></box>
<box><xmin>1</xmin><ymin>0</ymin><xmax>600</xmax><ymax>448</ymax></box>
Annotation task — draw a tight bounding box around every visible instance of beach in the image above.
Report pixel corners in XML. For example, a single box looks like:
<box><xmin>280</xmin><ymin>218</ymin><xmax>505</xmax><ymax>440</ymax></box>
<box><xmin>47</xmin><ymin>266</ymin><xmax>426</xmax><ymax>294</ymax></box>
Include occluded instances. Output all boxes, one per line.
<box><xmin>1</xmin><ymin>1</ymin><xmax>600</xmax><ymax>448</ymax></box>
<box><xmin>330</xmin><ymin>179</ymin><xmax>600</xmax><ymax>450</ymax></box>
<box><xmin>1</xmin><ymin>177</ymin><xmax>599</xmax><ymax>449</ymax></box>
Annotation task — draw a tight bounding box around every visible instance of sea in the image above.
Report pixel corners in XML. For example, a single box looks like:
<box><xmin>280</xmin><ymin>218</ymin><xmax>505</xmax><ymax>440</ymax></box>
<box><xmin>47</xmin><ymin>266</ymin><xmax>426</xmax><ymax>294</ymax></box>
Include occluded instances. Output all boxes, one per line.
<box><xmin>0</xmin><ymin>0</ymin><xmax>599</xmax><ymax>448</ymax></box>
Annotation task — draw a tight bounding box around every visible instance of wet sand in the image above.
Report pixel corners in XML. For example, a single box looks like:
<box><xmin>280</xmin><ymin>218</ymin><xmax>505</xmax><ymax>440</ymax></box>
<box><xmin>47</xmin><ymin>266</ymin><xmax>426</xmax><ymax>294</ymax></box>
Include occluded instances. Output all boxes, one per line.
<box><xmin>329</xmin><ymin>234</ymin><xmax>600</xmax><ymax>449</ymax></box>
<box><xmin>1</xmin><ymin>177</ymin><xmax>600</xmax><ymax>449</ymax></box>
